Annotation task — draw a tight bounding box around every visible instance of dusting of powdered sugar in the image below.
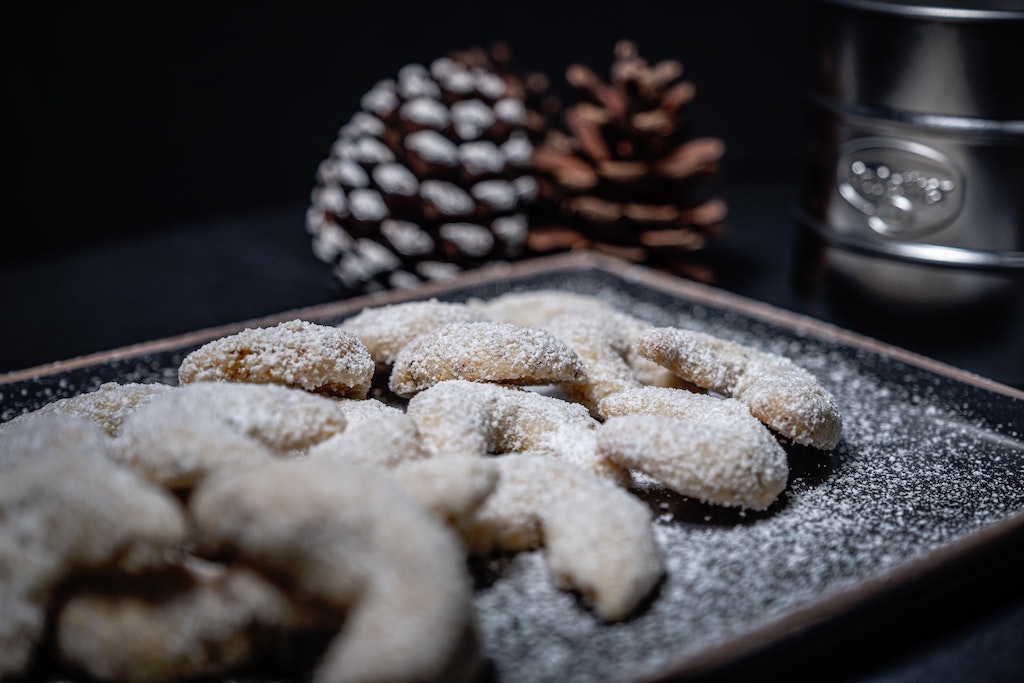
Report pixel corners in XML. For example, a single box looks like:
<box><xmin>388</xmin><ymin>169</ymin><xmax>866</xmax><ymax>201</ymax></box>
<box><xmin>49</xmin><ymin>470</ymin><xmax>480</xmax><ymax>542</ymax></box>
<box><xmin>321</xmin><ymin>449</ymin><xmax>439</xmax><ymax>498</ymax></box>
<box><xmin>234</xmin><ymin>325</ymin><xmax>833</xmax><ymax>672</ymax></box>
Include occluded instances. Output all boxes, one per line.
<box><xmin>453</xmin><ymin>275</ymin><xmax>1024</xmax><ymax>683</ymax></box>
<box><xmin>2</xmin><ymin>268</ymin><xmax>1022</xmax><ymax>683</ymax></box>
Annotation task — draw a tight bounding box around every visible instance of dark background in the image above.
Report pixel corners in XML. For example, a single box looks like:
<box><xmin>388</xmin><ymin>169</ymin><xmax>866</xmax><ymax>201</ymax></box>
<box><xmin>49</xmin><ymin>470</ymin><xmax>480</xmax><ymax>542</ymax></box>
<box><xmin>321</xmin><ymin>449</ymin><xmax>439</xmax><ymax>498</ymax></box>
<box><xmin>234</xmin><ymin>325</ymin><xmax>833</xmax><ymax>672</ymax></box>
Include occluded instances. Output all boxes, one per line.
<box><xmin>3</xmin><ymin>0</ymin><xmax>805</xmax><ymax>264</ymax></box>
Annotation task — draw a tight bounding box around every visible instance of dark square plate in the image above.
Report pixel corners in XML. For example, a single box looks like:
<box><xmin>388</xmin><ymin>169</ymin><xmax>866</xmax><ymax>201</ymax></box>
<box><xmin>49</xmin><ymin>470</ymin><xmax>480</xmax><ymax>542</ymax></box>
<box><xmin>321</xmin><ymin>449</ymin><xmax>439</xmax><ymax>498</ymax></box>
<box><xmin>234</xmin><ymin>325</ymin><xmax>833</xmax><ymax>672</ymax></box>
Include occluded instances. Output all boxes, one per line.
<box><xmin>4</xmin><ymin>253</ymin><xmax>1023</xmax><ymax>683</ymax></box>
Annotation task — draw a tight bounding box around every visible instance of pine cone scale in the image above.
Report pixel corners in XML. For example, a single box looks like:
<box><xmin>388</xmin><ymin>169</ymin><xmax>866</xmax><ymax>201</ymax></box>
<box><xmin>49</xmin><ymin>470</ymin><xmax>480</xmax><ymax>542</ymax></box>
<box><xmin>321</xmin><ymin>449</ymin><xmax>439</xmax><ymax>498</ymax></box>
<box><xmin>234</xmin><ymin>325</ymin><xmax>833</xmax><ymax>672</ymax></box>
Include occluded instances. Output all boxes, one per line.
<box><xmin>565</xmin><ymin>109</ymin><xmax>611</xmax><ymax>162</ymax></box>
<box><xmin>655</xmin><ymin>137</ymin><xmax>726</xmax><ymax>179</ymax></box>
<box><xmin>534</xmin><ymin>146</ymin><xmax>599</xmax><ymax>191</ymax></box>
<box><xmin>596</xmin><ymin>160</ymin><xmax>648</xmax><ymax>183</ymax></box>
<box><xmin>682</xmin><ymin>198</ymin><xmax>729</xmax><ymax>227</ymax></box>
<box><xmin>640</xmin><ymin>228</ymin><xmax>706</xmax><ymax>250</ymax></box>
<box><xmin>660</xmin><ymin>82</ymin><xmax>697</xmax><ymax>114</ymax></box>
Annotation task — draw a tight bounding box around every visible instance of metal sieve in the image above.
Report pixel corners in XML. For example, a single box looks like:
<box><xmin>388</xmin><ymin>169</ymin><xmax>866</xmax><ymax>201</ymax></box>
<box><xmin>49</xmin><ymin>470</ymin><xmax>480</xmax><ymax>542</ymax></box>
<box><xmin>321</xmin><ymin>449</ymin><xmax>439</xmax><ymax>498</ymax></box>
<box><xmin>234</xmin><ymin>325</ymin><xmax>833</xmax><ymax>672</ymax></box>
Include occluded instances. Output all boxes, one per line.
<box><xmin>799</xmin><ymin>0</ymin><xmax>1024</xmax><ymax>305</ymax></box>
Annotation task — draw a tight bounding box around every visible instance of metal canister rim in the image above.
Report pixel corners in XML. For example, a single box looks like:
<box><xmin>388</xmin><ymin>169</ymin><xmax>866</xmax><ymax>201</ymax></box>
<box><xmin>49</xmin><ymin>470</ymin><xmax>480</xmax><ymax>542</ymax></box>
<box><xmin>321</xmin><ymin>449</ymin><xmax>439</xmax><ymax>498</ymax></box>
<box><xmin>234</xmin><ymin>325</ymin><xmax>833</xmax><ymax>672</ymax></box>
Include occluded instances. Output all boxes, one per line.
<box><xmin>795</xmin><ymin>208</ymin><xmax>1024</xmax><ymax>272</ymax></box>
<box><xmin>819</xmin><ymin>0</ymin><xmax>1024</xmax><ymax>23</ymax></box>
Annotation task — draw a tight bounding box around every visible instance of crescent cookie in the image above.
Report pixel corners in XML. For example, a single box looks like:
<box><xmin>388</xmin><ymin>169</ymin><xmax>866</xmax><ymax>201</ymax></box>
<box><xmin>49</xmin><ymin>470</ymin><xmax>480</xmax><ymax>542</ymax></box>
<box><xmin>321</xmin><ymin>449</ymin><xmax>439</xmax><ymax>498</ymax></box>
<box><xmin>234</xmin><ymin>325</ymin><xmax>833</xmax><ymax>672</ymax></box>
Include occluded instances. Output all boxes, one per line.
<box><xmin>1</xmin><ymin>411</ymin><xmax>114</xmax><ymax>469</ymax></box>
<box><xmin>55</xmin><ymin>561</ymin><xmax>307</xmax><ymax>683</ymax></box>
<box><xmin>190</xmin><ymin>458</ymin><xmax>480</xmax><ymax>683</ymax></box>
<box><xmin>460</xmin><ymin>454</ymin><xmax>664</xmax><ymax>621</ymax></box>
<box><xmin>330</xmin><ymin>397</ymin><xmax>406</xmax><ymax>425</ymax></box>
<box><xmin>2</xmin><ymin>382</ymin><xmax>174</xmax><ymax>437</ymax></box>
<box><xmin>407</xmin><ymin>380</ymin><xmax>627</xmax><ymax>484</ymax></box>
<box><xmin>598</xmin><ymin>388</ymin><xmax>790</xmax><ymax>510</ymax></box>
<box><xmin>388</xmin><ymin>321</ymin><xmax>586</xmax><ymax>398</ymax></box>
<box><xmin>546</xmin><ymin>309</ymin><xmax>647</xmax><ymax>415</ymax></box>
<box><xmin>340</xmin><ymin>299</ymin><xmax>490</xmax><ymax>367</ymax></box>
<box><xmin>635</xmin><ymin>327</ymin><xmax>843</xmax><ymax>450</ymax></box>
<box><xmin>179</xmin><ymin>319</ymin><xmax>374</xmax><ymax>398</ymax></box>
<box><xmin>307</xmin><ymin>412</ymin><xmax>430</xmax><ymax>469</ymax></box>
<box><xmin>0</xmin><ymin>415</ymin><xmax>188</xmax><ymax>678</ymax></box>
<box><xmin>474</xmin><ymin>292</ymin><xmax>691</xmax><ymax>390</ymax></box>
<box><xmin>469</xmin><ymin>289</ymin><xmax>615</xmax><ymax>327</ymax></box>
<box><xmin>391</xmin><ymin>455</ymin><xmax>501</xmax><ymax>528</ymax></box>
<box><xmin>114</xmin><ymin>383</ymin><xmax>348</xmax><ymax>491</ymax></box>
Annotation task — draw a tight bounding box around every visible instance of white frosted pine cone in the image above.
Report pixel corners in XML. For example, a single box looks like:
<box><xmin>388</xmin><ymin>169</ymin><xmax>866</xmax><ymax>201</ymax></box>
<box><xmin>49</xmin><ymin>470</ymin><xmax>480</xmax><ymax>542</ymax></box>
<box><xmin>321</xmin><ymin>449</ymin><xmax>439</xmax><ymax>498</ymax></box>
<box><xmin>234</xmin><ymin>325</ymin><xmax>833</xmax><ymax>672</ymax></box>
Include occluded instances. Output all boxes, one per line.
<box><xmin>307</xmin><ymin>48</ymin><xmax>548</xmax><ymax>294</ymax></box>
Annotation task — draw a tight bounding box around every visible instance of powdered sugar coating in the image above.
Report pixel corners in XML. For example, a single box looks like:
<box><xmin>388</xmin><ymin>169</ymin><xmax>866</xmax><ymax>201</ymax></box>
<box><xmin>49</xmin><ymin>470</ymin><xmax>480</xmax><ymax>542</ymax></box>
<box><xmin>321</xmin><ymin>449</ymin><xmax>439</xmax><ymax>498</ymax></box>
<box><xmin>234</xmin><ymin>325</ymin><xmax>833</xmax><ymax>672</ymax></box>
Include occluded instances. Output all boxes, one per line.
<box><xmin>191</xmin><ymin>458</ymin><xmax>480</xmax><ymax>683</ymax></box>
<box><xmin>392</xmin><ymin>455</ymin><xmax>500</xmax><ymax>528</ymax></box>
<box><xmin>1</xmin><ymin>382</ymin><xmax>173</xmax><ymax>437</ymax></box>
<box><xmin>477</xmin><ymin>291</ymin><xmax>683</xmax><ymax>393</ymax></box>
<box><xmin>471</xmin><ymin>289</ymin><xmax>616</xmax><ymax>327</ymax></box>
<box><xmin>636</xmin><ymin>327</ymin><xmax>843</xmax><ymax>449</ymax></box>
<box><xmin>127</xmin><ymin>382</ymin><xmax>347</xmax><ymax>453</ymax></box>
<box><xmin>0</xmin><ymin>415</ymin><xmax>188</xmax><ymax>678</ymax></box>
<box><xmin>407</xmin><ymin>380</ymin><xmax>626</xmax><ymax>484</ymax></box>
<box><xmin>599</xmin><ymin>408</ymin><xmax>788</xmax><ymax>511</ymax></box>
<box><xmin>389</xmin><ymin>322</ymin><xmax>587</xmax><ymax>397</ymax></box>
<box><xmin>114</xmin><ymin>393</ymin><xmax>272</xmax><ymax>491</ymax></box>
<box><xmin>1</xmin><ymin>412</ymin><xmax>114</xmax><ymax>469</ymax></box>
<box><xmin>460</xmin><ymin>454</ymin><xmax>664</xmax><ymax>621</ymax></box>
<box><xmin>330</xmin><ymin>397</ymin><xmax>406</xmax><ymax>424</ymax></box>
<box><xmin>178</xmin><ymin>319</ymin><xmax>374</xmax><ymax>398</ymax></box>
<box><xmin>340</xmin><ymin>299</ymin><xmax>490</xmax><ymax>366</ymax></box>
<box><xmin>545</xmin><ymin>309</ymin><xmax>643</xmax><ymax>414</ymax></box>
<box><xmin>308</xmin><ymin>412</ymin><xmax>428</xmax><ymax>469</ymax></box>
<box><xmin>312</xmin><ymin>422</ymin><xmax>499</xmax><ymax>526</ymax></box>
<box><xmin>600</xmin><ymin>385</ymin><xmax>758</xmax><ymax>423</ymax></box>
<box><xmin>55</xmin><ymin>563</ymin><xmax>303</xmax><ymax>683</ymax></box>
<box><xmin>114</xmin><ymin>383</ymin><xmax>349</xmax><ymax>491</ymax></box>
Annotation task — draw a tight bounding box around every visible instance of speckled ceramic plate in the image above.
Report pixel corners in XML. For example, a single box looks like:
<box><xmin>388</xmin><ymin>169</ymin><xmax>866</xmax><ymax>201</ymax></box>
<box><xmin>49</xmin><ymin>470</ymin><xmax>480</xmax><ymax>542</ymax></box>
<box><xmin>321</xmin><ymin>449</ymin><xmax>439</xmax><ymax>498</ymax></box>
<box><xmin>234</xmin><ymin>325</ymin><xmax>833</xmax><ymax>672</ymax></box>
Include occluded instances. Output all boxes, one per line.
<box><xmin>4</xmin><ymin>252</ymin><xmax>1024</xmax><ymax>683</ymax></box>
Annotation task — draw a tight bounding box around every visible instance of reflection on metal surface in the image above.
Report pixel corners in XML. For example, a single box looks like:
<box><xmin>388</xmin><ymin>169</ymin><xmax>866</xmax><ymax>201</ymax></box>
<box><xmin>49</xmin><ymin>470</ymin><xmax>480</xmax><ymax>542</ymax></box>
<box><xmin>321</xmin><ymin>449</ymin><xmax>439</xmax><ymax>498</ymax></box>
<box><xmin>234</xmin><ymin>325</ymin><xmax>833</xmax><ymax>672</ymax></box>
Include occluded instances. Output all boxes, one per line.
<box><xmin>796</xmin><ymin>208</ymin><xmax>1024</xmax><ymax>271</ymax></box>
<box><xmin>821</xmin><ymin>0</ymin><xmax>1024</xmax><ymax>22</ymax></box>
<box><xmin>836</xmin><ymin>137</ymin><xmax>962</xmax><ymax>238</ymax></box>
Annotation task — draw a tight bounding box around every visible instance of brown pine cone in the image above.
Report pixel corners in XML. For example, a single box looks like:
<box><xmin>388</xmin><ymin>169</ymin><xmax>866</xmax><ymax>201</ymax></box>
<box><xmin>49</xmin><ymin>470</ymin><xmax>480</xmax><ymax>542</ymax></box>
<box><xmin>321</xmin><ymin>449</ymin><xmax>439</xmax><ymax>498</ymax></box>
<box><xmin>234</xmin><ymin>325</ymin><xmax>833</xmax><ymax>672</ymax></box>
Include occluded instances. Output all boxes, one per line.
<box><xmin>306</xmin><ymin>46</ymin><xmax>548</xmax><ymax>293</ymax></box>
<box><xmin>530</xmin><ymin>40</ymin><xmax>727</xmax><ymax>283</ymax></box>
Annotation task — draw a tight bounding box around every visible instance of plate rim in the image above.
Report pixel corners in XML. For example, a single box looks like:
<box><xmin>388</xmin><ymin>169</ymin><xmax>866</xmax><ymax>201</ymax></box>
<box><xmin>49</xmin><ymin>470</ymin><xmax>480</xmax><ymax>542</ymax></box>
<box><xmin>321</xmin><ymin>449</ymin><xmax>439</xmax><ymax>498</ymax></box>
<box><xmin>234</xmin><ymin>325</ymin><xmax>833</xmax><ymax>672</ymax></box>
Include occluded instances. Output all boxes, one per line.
<box><xmin>3</xmin><ymin>252</ymin><xmax>1022</xmax><ymax>402</ymax></box>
